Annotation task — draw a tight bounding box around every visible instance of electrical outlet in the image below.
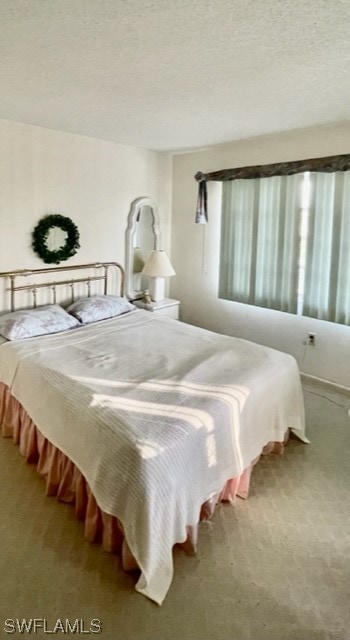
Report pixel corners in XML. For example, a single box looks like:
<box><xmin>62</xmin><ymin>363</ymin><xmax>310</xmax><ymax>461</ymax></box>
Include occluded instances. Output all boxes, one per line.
<box><xmin>308</xmin><ymin>332</ymin><xmax>316</xmax><ymax>346</ymax></box>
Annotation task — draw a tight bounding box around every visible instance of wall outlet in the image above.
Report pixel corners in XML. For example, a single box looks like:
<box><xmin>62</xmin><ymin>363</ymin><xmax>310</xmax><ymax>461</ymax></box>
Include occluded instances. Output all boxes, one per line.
<box><xmin>308</xmin><ymin>332</ymin><xmax>316</xmax><ymax>345</ymax></box>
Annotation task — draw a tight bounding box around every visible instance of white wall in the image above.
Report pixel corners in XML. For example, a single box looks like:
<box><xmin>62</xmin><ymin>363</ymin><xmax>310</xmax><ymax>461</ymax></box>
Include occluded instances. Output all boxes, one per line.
<box><xmin>171</xmin><ymin>123</ymin><xmax>350</xmax><ymax>389</ymax></box>
<box><xmin>0</xmin><ymin>119</ymin><xmax>172</xmax><ymax>274</ymax></box>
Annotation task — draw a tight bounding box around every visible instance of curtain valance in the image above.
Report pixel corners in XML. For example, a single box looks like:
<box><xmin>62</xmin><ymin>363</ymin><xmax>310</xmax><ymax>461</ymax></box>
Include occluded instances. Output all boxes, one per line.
<box><xmin>195</xmin><ymin>153</ymin><xmax>350</xmax><ymax>184</ymax></box>
<box><xmin>194</xmin><ymin>153</ymin><xmax>350</xmax><ymax>223</ymax></box>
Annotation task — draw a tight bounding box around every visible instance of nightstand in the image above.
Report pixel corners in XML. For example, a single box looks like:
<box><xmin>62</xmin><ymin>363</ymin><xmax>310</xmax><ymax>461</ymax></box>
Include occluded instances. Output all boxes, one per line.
<box><xmin>133</xmin><ymin>298</ymin><xmax>180</xmax><ymax>320</ymax></box>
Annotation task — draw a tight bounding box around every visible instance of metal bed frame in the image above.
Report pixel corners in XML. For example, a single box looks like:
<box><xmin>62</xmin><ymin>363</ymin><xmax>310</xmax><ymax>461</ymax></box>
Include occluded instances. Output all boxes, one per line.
<box><xmin>0</xmin><ymin>262</ymin><xmax>125</xmax><ymax>312</ymax></box>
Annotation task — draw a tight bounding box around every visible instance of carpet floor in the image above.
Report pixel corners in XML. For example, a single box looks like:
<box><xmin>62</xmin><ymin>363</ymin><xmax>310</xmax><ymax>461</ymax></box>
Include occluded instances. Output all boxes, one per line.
<box><xmin>0</xmin><ymin>379</ymin><xmax>349</xmax><ymax>640</ymax></box>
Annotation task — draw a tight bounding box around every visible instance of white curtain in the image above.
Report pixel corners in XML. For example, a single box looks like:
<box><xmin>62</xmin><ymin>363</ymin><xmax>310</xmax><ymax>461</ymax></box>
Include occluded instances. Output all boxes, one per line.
<box><xmin>219</xmin><ymin>174</ymin><xmax>302</xmax><ymax>313</ymax></box>
<box><xmin>303</xmin><ymin>171</ymin><xmax>350</xmax><ymax>325</ymax></box>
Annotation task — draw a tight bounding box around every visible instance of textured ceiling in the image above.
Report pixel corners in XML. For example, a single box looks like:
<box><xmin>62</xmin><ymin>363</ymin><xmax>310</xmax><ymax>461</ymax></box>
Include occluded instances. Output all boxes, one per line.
<box><xmin>1</xmin><ymin>0</ymin><xmax>350</xmax><ymax>151</ymax></box>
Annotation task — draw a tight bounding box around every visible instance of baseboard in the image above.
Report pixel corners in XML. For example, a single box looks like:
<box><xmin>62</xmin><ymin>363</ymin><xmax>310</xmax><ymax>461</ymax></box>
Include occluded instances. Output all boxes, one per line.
<box><xmin>301</xmin><ymin>372</ymin><xmax>350</xmax><ymax>395</ymax></box>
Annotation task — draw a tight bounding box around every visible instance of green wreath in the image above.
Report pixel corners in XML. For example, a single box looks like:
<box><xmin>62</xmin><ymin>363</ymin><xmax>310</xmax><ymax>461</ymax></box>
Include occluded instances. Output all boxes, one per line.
<box><xmin>32</xmin><ymin>214</ymin><xmax>80</xmax><ymax>264</ymax></box>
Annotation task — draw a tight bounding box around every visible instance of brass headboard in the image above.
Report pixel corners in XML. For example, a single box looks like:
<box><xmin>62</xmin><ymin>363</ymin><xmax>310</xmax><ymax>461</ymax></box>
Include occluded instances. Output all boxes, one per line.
<box><xmin>0</xmin><ymin>262</ymin><xmax>125</xmax><ymax>312</ymax></box>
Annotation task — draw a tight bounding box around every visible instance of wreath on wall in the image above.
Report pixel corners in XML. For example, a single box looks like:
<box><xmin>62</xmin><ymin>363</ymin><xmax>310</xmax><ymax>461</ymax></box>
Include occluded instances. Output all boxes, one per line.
<box><xmin>32</xmin><ymin>214</ymin><xmax>80</xmax><ymax>264</ymax></box>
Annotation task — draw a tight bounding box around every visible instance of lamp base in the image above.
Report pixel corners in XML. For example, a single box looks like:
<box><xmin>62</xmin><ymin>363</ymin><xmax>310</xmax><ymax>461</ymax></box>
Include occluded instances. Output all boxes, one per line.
<box><xmin>149</xmin><ymin>277</ymin><xmax>165</xmax><ymax>301</ymax></box>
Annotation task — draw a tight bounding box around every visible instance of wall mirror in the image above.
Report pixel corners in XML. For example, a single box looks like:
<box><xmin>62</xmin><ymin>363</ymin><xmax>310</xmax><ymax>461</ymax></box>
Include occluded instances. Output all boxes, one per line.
<box><xmin>125</xmin><ymin>197</ymin><xmax>160</xmax><ymax>300</ymax></box>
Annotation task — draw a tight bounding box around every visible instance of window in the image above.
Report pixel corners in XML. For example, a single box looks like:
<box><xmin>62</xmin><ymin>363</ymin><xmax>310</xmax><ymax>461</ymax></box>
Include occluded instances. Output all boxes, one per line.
<box><xmin>218</xmin><ymin>169</ymin><xmax>350</xmax><ymax>326</ymax></box>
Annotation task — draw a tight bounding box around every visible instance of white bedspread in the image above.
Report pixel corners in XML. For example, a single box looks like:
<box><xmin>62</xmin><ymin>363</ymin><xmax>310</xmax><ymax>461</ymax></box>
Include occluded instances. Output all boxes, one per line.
<box><xmin>0</xmin><ymin>310</ymin><xmax>306</xmax><ymax>603</ymax></box>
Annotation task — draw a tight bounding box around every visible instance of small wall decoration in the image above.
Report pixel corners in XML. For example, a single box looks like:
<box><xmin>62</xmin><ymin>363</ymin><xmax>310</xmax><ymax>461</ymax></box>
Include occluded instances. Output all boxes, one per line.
<box><xmin>32</xmin><ymin>214</ymin><xmax>80</xmax><ymax>264</ymax></box>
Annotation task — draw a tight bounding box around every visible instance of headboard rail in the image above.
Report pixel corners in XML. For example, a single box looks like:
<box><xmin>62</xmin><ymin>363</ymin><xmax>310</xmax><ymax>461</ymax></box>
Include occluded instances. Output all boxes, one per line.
<box><xmin>0</xmin><ymin>262</ymin><xmax>125</xmax><ymax>312</ymax></box>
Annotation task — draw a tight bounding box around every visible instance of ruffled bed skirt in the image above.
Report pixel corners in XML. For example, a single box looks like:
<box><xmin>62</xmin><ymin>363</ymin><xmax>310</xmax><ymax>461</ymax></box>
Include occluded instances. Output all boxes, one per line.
<box><xmin>0</xmin><ymin>382</ymin><xmax>288</xmax><ymax>575</ymax></box>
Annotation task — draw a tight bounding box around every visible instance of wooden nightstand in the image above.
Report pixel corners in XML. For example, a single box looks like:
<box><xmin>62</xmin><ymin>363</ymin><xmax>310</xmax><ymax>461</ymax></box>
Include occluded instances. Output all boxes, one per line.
<box><xmin>133</xmin><ymin>298</ymin><xmax>180</xmax><ymax>320</ymax></box>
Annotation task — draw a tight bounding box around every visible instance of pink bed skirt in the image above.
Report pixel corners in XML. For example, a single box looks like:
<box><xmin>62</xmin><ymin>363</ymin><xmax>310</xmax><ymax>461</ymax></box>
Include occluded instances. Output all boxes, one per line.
<box><xmin>0</xmin><ymin>382</ymin><xmax>288</xmax><ymax>574</ymax></box>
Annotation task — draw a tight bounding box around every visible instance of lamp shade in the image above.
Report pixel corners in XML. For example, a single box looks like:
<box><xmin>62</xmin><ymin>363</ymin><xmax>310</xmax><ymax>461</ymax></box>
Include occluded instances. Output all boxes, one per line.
<box><xmin>142</xmin><ymin>250</ymin><xmax>176</xmax><ymax>278</ymax></box>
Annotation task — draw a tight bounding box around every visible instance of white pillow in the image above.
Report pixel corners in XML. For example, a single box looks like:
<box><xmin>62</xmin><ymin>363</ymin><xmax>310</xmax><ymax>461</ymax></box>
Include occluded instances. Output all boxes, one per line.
<box><xmin>67</xmin><ymin>295</ymin><xmax>136</xmax><ymax>324</ymax></box>
<box><xmin>0</xmin><ymin>304</ymin><xmax>80</xmax><ymax>341</ymax></box>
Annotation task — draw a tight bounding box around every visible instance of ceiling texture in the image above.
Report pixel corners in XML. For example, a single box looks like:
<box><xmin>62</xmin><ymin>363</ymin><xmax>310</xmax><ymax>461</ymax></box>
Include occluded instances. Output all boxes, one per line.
<box><xmin>1</xmin><ymin>0</ymin><xmax>350</xmax><ymax>151</ymax></box>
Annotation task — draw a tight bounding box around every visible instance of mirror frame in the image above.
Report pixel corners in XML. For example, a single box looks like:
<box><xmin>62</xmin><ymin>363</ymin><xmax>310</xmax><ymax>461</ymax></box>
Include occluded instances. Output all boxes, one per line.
<box><xmin>125</xmin><ymin>197</ymin><xmax>161</xmax><ymax>300</ymax></box>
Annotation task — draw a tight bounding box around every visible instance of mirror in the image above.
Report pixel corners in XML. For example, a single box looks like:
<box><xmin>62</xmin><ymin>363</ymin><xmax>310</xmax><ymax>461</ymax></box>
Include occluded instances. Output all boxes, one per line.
<box><xmin>125</xmin><ymin>197</ymin><xmax>160</xmax><ymax>300</ymax></box>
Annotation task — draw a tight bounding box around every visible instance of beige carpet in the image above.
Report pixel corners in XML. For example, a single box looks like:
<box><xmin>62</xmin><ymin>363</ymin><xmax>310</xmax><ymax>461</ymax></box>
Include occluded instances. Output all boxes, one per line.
<box><xmin>0</xmin><ymin>379</ymin><xmax>349</xmax><ymax>640</ymax></box>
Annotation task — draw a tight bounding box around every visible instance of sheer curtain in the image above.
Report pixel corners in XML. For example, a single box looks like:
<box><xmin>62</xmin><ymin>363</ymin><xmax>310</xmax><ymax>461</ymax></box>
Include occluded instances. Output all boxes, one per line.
<box><xmin>219</xmin><ymin>174</ymin><xmax>302</xmax><ymax>313</ymax></box>
<box><xmin>303</xmin><ymin>171</ymin><xmax>350</xmax><ymax>325</ymax></box>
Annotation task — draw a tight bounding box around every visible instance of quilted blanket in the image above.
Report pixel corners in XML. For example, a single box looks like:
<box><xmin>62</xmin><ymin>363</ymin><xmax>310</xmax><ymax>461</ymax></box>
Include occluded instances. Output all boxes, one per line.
<box><xmin>0</xmin><ymin>310</ymin><xmax>306</xmax><ymax>603</ymax></box>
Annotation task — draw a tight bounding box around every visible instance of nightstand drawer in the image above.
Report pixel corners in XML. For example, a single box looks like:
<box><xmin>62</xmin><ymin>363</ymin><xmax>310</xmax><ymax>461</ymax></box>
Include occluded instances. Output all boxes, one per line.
<box><xmin>133</xmin><ymin>298</ymin><xmax>180</xmax><ymax>319</ymax></box>
<box><xmin>154</xmin><ymin>304</ymin><xmax>179</xmax><ymax>320</ymax></box>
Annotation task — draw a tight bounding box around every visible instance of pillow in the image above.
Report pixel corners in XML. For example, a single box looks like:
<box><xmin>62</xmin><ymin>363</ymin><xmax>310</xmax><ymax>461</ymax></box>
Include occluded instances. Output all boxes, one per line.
<box><xmin>67</xmin><ymin>295</ymin><xmax>136</xmax><ymax>324</ymax></box>
<box><xmin>0</xmin><ymin>304</ymin><xmax>80</xmax><ymax>341</ymax></box>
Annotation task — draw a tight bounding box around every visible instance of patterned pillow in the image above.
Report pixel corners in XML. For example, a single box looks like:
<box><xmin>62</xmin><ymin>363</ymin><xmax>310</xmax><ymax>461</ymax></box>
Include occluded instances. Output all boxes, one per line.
<box><xmin>0</xmin><ymin>304</ymin><xmax>80</xmax><ymax>341</ymax></box>
<box><xmin>67</xmin><ymin>295</ymin><xmax>136</xmax><ymax>324</ymax></box>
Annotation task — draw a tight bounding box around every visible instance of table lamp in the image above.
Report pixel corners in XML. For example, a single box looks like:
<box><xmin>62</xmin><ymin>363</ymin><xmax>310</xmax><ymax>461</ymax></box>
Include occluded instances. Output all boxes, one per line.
<box><xmin>142</xmin><ymin>250</ymin><xmax>176</xmax><ymax>301</ymax></box>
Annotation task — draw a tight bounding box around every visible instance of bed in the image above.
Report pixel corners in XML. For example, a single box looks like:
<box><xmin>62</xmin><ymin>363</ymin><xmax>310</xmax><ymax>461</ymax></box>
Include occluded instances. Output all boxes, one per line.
<box><xmin>0</xmin><ymin>263</ymin><xmax>307</xmax><ymax>604</ymax></box>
